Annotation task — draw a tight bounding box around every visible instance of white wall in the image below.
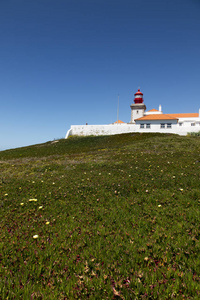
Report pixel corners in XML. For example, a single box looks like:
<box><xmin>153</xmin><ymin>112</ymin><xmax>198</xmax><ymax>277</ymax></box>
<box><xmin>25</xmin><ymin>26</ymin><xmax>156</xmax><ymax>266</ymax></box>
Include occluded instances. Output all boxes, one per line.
<box><xmin>65</xmin><ymin>121</ymin><xmax>200</xmax><ymax>138</ymax></box>
<box><xmin>66</xmin><ymin>124</ymin><xmax>137</xmax><ymax>138</ymax></box>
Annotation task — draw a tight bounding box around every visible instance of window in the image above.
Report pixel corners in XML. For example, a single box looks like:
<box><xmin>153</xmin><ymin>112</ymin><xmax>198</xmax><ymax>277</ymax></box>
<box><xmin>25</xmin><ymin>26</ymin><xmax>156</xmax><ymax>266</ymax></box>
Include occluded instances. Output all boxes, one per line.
<box><xmin>140</xmin><ymin>124</ymin><xmax>144</xmax><ymax>128</ymax></box>
<box><xmin>191</xmin><ymin>123</ymin><xmax>195</xmax><ymax>126</ymax></box>
<box><xmin>137</xmin><ymin>110</ymin><xmax>139</xmax><ymax>114</ymax></box>
<box><xmin>146</xmin><ymin>124</ymin><xmax>151</xmax><ymax>128</ymax></box>
<box><xmin>160</xmin><ymin>123</ymin><xmax>165</xmax><ymax>128</ymax></box>
<box><xmin>167</xmin><ymin>123</ymin><xmax>172</xmax><ymax>128</ymax></box>
<box><xmin>179</xmin><ymin>122</ymin><xmax>183</xmax><ymax>126</ymax></box>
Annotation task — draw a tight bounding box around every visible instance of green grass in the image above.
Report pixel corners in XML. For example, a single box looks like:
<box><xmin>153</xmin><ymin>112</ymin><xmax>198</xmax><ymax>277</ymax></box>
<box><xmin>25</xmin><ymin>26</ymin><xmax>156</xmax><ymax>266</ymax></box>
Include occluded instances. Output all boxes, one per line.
<box><xmin>1</xmin><ymin>133</ymin><xmax>200</xmax><ymax>299</ymax></box>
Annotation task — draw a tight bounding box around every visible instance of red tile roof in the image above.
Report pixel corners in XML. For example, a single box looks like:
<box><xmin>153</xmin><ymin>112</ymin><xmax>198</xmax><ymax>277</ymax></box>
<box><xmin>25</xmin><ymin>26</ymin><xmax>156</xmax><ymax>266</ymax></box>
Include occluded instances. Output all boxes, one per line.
<box><xmin>135</xmin><ymin>114</ymin><xmax>178</xmax><ymax>121</ymax></box>
<box><xmin>167</xmin><ymin>113</ymin><xmax>199</xmax><ymax>118</ymax></box>
<box><xmin>114</xmin><ymin>120</ymin><xmax>125</xmax><ymax>124</ymax></box>
<box><xmin>147</xmin><ymin>108</ymin><xmax>159</xmax><ymax>112</ymax></box>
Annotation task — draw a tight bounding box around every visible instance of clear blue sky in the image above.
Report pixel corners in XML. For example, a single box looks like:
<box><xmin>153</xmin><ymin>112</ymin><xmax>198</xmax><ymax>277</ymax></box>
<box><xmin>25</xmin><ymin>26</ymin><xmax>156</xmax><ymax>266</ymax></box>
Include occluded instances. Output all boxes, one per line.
<box><xmin>0</xmin><ymin>0</ymin><xmax>200</xmax><ymax>150</ymax></box>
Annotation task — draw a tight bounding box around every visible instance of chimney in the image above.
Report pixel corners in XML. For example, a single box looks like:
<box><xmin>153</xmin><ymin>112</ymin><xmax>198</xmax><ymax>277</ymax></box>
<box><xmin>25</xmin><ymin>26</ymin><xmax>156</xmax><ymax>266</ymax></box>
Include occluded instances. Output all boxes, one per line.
<box><xmin>159</xmin><ymin>105</ymin><xmax>162</xmax><ymax>112</ymax></box>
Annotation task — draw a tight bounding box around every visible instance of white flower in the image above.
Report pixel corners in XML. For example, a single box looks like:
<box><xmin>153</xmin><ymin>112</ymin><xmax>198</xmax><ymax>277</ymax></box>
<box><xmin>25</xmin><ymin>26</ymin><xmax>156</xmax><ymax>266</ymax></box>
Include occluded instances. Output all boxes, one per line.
<box><xmin>38</xmin><ymin>206</ymin><xmax>43</xmax><ymax>209</ymax></box>
<box><xmin>158</xmin><ymin>204</ymin><xmax>162</xmax><ymax>207</ymax></box>
<box><xmin>33</xmin><ymin>235</ymin><xmax>39</xmax><ymax>239</ymax></box>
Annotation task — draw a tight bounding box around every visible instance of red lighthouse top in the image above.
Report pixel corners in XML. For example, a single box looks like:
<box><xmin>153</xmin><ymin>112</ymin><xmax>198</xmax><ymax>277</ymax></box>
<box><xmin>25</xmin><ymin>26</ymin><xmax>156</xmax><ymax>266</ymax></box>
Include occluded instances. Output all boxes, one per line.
<box><xmin>134</xmin><ymin>88</ymin><xmax>144</xmax><ymax>104</ymax></box>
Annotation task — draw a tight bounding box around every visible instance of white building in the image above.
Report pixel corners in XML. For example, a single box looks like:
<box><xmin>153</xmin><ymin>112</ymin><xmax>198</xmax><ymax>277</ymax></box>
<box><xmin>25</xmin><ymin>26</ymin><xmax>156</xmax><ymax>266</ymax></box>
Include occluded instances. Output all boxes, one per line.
<box><xmin>66</xmin><ymin>88</ymin><xmax>200</xmax><ymax>138</ymax></box>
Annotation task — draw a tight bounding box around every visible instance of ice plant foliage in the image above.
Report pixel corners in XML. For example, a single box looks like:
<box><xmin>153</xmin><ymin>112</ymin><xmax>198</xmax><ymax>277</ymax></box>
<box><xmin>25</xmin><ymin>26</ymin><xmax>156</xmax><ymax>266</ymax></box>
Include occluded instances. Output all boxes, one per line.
<box><xmin>0</xmin><ymin>133</ymin><xmax>200</xmax><ymax>299</ymax></box>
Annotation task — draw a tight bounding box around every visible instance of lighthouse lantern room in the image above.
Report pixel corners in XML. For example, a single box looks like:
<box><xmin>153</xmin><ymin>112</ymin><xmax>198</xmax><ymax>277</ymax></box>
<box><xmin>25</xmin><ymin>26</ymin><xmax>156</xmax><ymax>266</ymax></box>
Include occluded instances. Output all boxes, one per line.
<box><xmin>130</xmin><ymin>88</ymin><xmax>146</xmax><ymax>123</ymax></box>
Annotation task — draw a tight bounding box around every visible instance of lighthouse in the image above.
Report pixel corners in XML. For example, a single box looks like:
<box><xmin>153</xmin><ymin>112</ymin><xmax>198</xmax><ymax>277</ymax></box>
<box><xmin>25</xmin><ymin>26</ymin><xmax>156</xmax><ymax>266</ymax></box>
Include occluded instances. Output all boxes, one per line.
<box><xmin>130</xmin><ymin>88</ymin><xmax>146</xmax><ymax>123</ymax></box>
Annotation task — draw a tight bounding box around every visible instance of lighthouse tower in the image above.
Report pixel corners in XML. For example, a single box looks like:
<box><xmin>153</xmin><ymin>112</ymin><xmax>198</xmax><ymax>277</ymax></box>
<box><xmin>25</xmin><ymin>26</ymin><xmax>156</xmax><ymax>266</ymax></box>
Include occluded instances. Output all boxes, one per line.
<box><xmin>130</xmin><ymin>88</ymin><xmax>146</xmax><ymax>123</ymax></box>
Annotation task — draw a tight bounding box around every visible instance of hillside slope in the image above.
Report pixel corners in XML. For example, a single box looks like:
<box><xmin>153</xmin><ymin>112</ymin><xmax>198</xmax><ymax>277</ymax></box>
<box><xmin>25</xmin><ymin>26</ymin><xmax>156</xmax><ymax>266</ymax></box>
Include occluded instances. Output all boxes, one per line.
<box><xmin>1</xmin><ymin>133</ymin><xmax>200</xmax><ymax>299</ymax></box>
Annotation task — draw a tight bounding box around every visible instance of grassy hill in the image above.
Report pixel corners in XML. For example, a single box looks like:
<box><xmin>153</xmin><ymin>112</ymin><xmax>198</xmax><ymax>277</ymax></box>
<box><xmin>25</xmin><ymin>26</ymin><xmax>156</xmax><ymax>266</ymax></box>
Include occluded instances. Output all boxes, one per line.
<box><xmin>1</xmin><ymin>133</ymin><xmax>200</xmax><ymax>299</ymax></box>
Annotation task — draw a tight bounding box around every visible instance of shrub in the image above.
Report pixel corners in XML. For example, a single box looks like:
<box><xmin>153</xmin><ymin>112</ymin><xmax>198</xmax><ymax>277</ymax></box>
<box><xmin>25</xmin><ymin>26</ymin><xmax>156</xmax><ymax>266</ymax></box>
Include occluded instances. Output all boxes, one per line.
<box><xmin>187</xmin><ymin>131</ymin><xmax>200</xmax><ymax>136</ymax></box>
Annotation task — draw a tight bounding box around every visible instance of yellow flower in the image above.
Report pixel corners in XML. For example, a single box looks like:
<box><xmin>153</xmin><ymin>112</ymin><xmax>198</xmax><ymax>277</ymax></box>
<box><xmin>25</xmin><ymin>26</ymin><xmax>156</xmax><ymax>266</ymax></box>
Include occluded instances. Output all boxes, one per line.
<box><xmin>158</xmin><ymin>204</ymin><xmax>162</xmax><ymax>207</ymax></box>
<box><xmin>33</xmin><ymin>235</ymin><xmax>39</xmax><ymax>239</ymax></box>
<box><xmin>46</xmin><ymin>221</ymin><xmax>50</xmax><ymax>225</ymax></box>
<box><xmin>5</xmin><ymin>193</ymin><xmax>8</xmax><ymax>196</ymax></box>
<box><xmin>38</xmin><ymin>206</ymin><xmax>43</xmax><ymax>209</ymax></box>
<box><xmin>29</xmin><ymin>199</ymin><xmax>37</xmax><ymax>202</ymax></box>
<box><xmin>20</xmin><ymin>203</ymin><xmax>24</xmax><ymax>206</ymax></box>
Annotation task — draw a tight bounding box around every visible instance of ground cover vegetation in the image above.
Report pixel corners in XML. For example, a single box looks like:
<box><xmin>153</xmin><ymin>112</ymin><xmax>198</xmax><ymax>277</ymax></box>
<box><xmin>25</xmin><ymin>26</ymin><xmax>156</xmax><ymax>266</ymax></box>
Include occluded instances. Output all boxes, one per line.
<box><xmin>188</xmin><ymin>131</ymin><xmax>200</xmax><ymax>137</ymax></box>
<box><xmin>0</xmin><ymin>133</ymin><xmax>200</xmax><ymax>299</ymax></box>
